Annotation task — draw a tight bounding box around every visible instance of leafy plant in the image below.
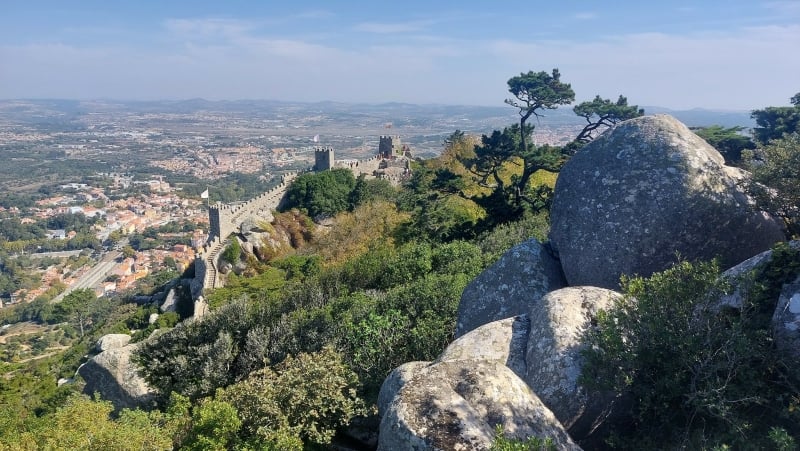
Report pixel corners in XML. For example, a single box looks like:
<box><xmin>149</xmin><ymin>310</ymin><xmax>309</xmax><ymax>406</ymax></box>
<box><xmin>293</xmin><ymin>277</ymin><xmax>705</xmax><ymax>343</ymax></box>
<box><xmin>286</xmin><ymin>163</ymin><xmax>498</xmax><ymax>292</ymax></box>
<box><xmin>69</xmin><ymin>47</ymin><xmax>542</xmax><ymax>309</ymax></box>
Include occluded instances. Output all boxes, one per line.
<box><xmin>582</xmin><ymin>249</ymin><xmax>800</xmax><ymax>449</ymax></box>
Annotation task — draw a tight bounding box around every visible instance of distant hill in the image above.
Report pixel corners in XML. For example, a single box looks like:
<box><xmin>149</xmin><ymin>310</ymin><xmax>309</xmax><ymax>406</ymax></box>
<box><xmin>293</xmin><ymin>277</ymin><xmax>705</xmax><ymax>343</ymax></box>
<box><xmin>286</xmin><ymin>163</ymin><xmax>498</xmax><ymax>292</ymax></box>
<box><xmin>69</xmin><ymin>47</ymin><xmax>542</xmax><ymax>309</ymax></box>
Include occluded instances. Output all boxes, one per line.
<box><xmin>0</xmin><ymin>99</ymin><xmax>755</xmax><ymax>130</ymax></box>
<box><xmin>642</xmin><ymin>106</ymin><xmax>754</xmax><ymax>128</ymax></box>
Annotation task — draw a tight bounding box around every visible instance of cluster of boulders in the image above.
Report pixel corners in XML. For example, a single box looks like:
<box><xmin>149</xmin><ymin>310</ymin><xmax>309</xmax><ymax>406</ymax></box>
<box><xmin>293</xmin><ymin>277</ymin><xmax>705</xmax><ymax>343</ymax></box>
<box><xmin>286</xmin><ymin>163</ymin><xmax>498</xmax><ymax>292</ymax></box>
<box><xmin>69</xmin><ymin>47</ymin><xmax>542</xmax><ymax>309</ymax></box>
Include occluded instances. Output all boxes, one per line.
<box><xmin>377</xmin><ymin>115</ymin><xmax>794</xmax><ymax>449</ymax></box>
<box><xmin>77</xmin><ymin>115</ymin><xmax>799</xmax><ymax>449</ymax></box>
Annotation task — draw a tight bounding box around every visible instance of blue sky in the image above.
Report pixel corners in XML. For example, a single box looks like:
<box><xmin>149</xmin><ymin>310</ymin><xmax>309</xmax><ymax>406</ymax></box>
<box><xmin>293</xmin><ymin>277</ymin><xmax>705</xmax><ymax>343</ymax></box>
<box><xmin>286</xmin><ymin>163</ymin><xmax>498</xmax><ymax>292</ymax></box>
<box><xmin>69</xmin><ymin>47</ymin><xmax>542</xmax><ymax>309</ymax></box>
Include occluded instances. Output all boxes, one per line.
<box><xmin>1</xmin><ymin>0</ymin><xmax>798</xmax><ymax>109</ymax></box>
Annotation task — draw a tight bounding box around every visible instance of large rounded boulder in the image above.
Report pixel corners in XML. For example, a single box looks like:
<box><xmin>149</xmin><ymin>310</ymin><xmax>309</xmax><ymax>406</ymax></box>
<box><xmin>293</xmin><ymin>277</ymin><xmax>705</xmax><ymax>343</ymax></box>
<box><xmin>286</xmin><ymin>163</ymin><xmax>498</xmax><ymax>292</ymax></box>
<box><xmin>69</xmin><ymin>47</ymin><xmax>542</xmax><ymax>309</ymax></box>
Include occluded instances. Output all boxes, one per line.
<box><xmin>525</xmin><ymin>287</ymin><xmax>621</xmax><ymax>438</ymax></box>
<box><xmin>378</xmin><ymin>359</ymin><xmax>580</xmax><ymax>451</ymax></box>
<box><xmin>550</xmin><ymin>114</ymin><xmax>784</xmax><ymax>289</ymax></box>
<box><xmin>455</xmin><ymin>239</ymin><xmax>565</xmax><ymax>337</ymax></box>
<box><xmin>438</xmin><ymin>315</ymin><xmax>530</xmax><ymax>378</ymax></box>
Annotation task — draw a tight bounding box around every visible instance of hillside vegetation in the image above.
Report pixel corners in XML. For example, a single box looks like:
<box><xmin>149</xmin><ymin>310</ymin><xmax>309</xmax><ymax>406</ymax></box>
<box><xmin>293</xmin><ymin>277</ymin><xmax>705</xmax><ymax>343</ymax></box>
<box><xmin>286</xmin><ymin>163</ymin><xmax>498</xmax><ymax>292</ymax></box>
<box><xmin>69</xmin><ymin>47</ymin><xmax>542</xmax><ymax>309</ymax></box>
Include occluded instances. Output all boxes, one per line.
<box><xmin>1</xmin><ymin>72</ymin><xmax>798</xmax><ymax>450</ymax></box>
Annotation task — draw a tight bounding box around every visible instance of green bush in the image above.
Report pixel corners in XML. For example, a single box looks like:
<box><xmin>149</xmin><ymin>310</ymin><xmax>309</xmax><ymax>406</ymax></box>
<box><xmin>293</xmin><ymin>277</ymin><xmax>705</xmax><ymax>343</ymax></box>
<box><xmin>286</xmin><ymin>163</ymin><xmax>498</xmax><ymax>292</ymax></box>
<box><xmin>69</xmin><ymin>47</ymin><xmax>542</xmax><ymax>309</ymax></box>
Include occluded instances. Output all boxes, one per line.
<box><xmin>221</xmin><ymin>237</ymin><xmax>241</xmax><ymax>264</ymax></box>
<box><xmin>220</xmin><ymin>346</ymin><xmax>365</xmax><ymax>448</ymax></box>
<box><xmin>282</xmin><ymin>168</ymin><xmax>356</xmax><ymax>218</ymax></box>
<box><xmin>746</xmin><ymin>133</ymin><xmax>800</xmax><ymax>237</ymax></box>
<box><xmin>491</xmin><ymin>425</ymin><xmax>556</xmax><ymax>451</ymax></box>
<box><xmin>582</xmin><ymin>250</ymin><xmax>800</xmax><ymax>449</ymax></box>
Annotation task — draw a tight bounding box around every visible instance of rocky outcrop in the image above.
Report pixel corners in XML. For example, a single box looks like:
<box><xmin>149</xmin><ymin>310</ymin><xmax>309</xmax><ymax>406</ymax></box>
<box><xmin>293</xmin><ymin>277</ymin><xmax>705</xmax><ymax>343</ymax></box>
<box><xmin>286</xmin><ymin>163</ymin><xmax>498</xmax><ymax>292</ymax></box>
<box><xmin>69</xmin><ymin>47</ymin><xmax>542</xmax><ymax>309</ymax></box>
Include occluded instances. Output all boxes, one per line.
<box><xmin>438</xmin><ymin>315</ymin><xmax>529</xmax><ymax>378</ymax></box>
<box><xmin>377</xmin><ymin>361</ymin><xmax>431</xmax><ymax>418</ymax></box>
<box><xmin>719</xmin><ymin>241</ymin><xmax>800</xmax><ymax>362</ymax></box>
<box><xmin>78</xmin><ymin>336</ymin><xmax>155</xmax><ymax>411</ymax></box>
<box><xmin>525</xmin><ymin>287</ymin><xmax>621</xmax><ymax>437</ymax></box>
<box><xmin>550</xmin><ymin>114</ymin><xmax>784</xmax><ymax>289</ymax></box>
<box><xmin>378</xmin><ymin>359</ymin><xmax>580</xmax><ymax>451</ymax></box>
<box><xmin>95</xmin><ymin>333</ymin><xmax>131</xmax><ymax>352</ymax></box>
<box><xmin>381</xmin><ymin>289</ymin><xmax>617</xmax><ymax>447</ymax></box>
<box><xmin>160</xmin><ymin>287</ymin><xmax>178</xmax><ymax>313</ymax></box>
<box><xmin>455</xmin><ymin>239</ymin><xmax>565</xmax><ymax>337</ymax></box>
<box><xmin>719</xmin><ymin>241</ymin><xmax>800</xmax><ymax>310</ymax></box>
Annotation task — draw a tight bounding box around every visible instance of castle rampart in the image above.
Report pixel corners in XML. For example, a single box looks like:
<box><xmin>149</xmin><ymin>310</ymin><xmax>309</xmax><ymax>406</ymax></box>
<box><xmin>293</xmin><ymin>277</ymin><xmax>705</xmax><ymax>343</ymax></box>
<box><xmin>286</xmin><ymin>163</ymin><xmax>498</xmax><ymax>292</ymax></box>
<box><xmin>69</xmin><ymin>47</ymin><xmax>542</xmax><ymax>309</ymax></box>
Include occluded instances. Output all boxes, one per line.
<box><xmin>196</xmin><ymin>146</ymin><xmax>411</xmax><ymax>299</ymax></box>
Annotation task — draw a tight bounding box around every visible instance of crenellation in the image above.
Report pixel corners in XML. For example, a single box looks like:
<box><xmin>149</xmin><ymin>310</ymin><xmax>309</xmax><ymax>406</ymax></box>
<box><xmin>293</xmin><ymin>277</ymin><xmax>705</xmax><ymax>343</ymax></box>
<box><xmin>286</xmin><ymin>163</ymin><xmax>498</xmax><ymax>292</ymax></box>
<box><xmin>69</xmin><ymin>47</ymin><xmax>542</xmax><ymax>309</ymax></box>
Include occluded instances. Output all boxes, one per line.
<box><xmin>198</xmin><ymin>144</ymin><xmax>411</xmax><ymax>300</ymax></box>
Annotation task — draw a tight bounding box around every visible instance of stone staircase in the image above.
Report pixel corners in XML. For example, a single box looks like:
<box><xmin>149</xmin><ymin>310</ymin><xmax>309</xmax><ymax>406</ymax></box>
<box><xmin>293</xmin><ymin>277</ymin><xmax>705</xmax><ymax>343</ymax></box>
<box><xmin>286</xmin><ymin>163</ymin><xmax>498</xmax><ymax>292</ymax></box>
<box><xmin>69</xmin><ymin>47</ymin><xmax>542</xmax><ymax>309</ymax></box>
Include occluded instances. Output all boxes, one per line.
<box><xmin>202</xmin><ymin>237</ymin><xmax>228</xmax><ymax>290</ymax></box>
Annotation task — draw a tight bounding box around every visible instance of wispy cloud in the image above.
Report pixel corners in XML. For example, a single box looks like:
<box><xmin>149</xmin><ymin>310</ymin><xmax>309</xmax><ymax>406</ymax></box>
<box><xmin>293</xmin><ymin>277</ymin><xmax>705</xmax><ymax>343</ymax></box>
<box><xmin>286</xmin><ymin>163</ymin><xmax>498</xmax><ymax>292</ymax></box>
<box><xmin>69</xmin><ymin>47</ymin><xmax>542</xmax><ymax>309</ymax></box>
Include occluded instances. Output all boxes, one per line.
<box><xmin>2</xmin><ymin>13</ymin><xmax>798</xmax><ymax>110</ymax></box>
<box><xmin>353</xmin><ymin>20</ymin><xmax>434</xmax><ymax>34</ymax></box>
<box><xmin>764</xmin><ymin>1</ymin><xmax>800</xmax><ymax>15</ymax></box>
<box><xmin>164</xmin><ymin>18</ymin><xmax>253</xmax><ymax>39</ymax></box>
<box><xmin>574</xmin><ymin>12</ymin><xmax>597</xmax><ymax>20</ymax></box>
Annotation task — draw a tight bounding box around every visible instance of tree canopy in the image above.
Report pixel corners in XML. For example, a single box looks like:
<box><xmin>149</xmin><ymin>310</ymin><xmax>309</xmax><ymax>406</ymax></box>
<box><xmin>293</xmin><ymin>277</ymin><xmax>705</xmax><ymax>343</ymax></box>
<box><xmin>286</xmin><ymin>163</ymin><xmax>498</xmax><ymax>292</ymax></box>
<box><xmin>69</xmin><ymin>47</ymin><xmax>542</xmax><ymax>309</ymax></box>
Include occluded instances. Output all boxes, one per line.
<box><xmin>746</xmin><ymin>132</ymin><xmax>800</xmax><ymax>236</ymax></box>
<box><xmin>282</xmin><ymin>168</ymin><xmax>356</xmax><ymax>219</ymax></box>
<box><xmin>692</xmin><ymin>125</ymin><xmax>755</xmax><ymax>166</ymax></box>
<box><xmin>573</xmin><ymin>95</ymin><xmax>644</xmax><ymax>144</ymax></box>
<box><xmin>751</xmin><ymin>92</ymin><xmax>800</xmax><ymax>144</ymax></box>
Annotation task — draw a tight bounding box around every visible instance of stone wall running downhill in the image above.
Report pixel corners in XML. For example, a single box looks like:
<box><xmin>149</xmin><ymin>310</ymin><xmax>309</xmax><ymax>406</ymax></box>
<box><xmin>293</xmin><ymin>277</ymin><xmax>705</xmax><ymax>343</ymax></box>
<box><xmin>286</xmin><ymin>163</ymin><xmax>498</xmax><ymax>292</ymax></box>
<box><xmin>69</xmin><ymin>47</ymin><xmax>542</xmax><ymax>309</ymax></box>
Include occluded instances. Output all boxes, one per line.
<box><xmin>208</xmin><ymin>172</ymin><xmax>300</xmax><ymax>241</ymax></box>
<box><xmin>193</xmin><ymin>152</ymin><xmax>412</xmax><ymax>303</ymax></box>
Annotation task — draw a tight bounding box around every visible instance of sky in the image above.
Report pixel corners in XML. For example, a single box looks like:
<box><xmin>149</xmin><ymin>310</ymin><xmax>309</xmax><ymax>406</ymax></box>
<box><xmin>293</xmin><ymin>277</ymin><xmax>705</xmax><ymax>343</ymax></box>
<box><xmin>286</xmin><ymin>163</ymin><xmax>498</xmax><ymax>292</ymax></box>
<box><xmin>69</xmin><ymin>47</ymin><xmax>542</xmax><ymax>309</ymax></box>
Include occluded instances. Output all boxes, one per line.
<box><xmin>1</xmin><ymin>0</ymin><xmax>798</xmax><ymax>110</ymax></box>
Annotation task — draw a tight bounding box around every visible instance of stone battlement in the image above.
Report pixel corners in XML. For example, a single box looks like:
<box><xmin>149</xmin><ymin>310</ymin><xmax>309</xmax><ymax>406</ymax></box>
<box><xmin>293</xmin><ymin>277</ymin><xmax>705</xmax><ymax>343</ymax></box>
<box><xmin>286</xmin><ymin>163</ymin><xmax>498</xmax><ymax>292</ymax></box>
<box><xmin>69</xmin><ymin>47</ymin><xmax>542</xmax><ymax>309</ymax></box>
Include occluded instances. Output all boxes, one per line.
<box><xmin>195</xmin><ymin>144</ymin><xmax>412</xmax><ymax>299</ymax></box>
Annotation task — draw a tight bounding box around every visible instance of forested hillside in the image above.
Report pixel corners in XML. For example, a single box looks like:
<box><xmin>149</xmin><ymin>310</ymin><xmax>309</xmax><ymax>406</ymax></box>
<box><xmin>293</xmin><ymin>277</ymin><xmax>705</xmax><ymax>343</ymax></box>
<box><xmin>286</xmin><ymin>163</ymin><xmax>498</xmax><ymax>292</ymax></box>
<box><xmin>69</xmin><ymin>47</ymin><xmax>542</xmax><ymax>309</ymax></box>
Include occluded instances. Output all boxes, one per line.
<box><xmin>1</xmin><ymin>71</ymin><xmax>799</xmax><ymax>450</ymax></box>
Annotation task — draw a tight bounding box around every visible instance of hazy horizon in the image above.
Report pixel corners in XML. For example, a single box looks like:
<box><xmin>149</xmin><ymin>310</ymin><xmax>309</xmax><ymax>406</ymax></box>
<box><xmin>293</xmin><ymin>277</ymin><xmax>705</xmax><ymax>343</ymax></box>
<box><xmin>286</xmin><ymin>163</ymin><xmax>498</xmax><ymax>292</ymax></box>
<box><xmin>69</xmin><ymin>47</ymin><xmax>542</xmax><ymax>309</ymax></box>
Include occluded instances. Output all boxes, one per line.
<box><xmin>2</xmin><ymin>1</ymin><xmax>798</xmax><ymax>111</ymax></box>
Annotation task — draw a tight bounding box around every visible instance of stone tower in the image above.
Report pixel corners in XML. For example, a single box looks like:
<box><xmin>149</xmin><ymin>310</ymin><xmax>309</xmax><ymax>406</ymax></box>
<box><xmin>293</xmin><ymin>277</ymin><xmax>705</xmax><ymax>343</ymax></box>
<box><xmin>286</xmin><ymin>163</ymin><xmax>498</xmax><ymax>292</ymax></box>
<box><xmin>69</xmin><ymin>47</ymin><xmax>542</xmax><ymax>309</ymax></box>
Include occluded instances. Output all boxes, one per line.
<box><xmin>314</xmin><ymin>146</ymin><xmax>334</xmax><ymax>171</ymax></box>
<box><xmin>379</xmin><ymin>135</ymin><xmax>402</xmax><ymax>158</ymax></box>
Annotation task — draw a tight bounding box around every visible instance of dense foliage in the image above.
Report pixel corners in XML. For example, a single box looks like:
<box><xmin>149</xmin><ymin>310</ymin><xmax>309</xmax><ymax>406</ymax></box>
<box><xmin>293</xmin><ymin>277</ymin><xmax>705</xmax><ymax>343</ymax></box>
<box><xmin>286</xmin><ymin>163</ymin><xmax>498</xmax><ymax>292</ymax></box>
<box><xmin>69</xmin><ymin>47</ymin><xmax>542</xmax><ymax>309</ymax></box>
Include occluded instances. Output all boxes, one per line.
<box><xmin>582</xmin><ymin>244</ymin><xmax>800</xmax><ymax>449</ymax></box>
<box><xmin>282</xmin><ymin>168</ymin><xmax>357</xmax><ymax>218</ymax></box>
<box><xmin>751</xmin><ymin>92</ymin><xmax>800</xmax><ymax>144</ymax></box>
<box><xmin>746</xmin><ymin>133</ymin><xmax>800</xmax><ymax>237</ymax></box>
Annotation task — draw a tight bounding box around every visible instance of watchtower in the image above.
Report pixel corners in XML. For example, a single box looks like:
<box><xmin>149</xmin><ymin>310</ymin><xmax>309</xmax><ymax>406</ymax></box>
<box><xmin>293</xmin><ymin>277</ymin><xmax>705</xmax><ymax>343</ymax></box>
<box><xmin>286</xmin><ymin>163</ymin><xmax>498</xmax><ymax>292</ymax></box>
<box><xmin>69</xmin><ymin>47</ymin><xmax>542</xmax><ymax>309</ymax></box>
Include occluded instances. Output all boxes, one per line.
<box><xmin>379</xmin><ymin>135</ymin><xmax>402</xmax><ymax>158</ymax></box>
<box><xmin>208</xmin><ymin>203</ymin><xmax>234</xmax><ymax>241</ymax></box>
<box><xmin>314</xmin><ymin>147</ymin><xmax>334</xmax><ymax>171</ymax></box>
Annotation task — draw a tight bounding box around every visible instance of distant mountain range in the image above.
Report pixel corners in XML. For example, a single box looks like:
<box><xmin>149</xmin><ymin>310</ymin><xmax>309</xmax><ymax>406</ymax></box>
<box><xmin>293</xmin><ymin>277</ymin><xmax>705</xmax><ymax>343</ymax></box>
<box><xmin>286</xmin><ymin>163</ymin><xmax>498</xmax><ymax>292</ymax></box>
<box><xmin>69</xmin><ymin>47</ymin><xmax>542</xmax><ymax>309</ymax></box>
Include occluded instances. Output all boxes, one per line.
<box><xmin>0</xmin><ymin>99</ymin><xmax>755</xmax><ymax>129</ymax></box>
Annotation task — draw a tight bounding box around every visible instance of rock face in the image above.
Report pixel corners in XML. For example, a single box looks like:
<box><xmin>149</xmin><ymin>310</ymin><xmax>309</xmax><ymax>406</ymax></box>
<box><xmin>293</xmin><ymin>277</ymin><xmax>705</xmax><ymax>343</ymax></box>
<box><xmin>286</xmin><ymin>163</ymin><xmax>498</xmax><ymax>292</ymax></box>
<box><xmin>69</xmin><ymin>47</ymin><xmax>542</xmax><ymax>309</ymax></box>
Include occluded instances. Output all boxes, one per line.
<box><xmin>378</xmin><ymin>359</ymin><xmax>580</xmax><ymax>451</ymax></box>
<box><xmin>78</xmin><ymin>340</ymin><xmax>155</xmax><ymax>411</ymax></box>
<box><xmin>719</xmin><ymin>241</ymin><xmax>800</xmax><ymax>310</ymax></box>
<box><xmin>455</xmin><ymin>239</ymin><xmax>565</xmax><ymax>337</ymax></box>
<box><xmin>381</xmin><ymin>288</ymin><xmax>621</xmax><ymax>446</ymax></box>
<box><xmin>95</xmin><ymin>333</ymin><xmax>131</xmax><ymax>352</ymax></box>
<box><xmin>438</xmin><ymin>315</ymin><xmax>529</xmax><ymax>378</ymax></box>
<box><xmin>160</xmin><ymin>287</ymin><xmax>178</xmax><ymax>313</ymax></box>
<box><xmin>525</xmin><ymin>287</ymin><xmax>621</xmax><ymax>436</ymax></box>
<box><xmin>550</xmin><ymin>114</ymin><xmax>784</xmax><ymax>289</ymax></box>
<box><xmin>377</xmin><ymin>361</ymin><xmax>431</xmax><ymax>418</ymax></box>
<box><xmin>773</xmin><ymin>283</ymin><xmax>800</xmax><ymax>362</ymax></box>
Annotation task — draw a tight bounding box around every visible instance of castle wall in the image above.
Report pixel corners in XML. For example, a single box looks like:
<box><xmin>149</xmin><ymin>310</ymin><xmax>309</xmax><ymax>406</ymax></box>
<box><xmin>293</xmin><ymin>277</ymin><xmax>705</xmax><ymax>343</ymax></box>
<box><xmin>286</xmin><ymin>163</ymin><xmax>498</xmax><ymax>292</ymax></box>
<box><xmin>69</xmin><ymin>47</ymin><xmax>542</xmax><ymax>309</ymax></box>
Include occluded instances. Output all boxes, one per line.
<box><xmin>198</xmin><ymin>149</ymin><xmax>411</xmax><ymax>301</ymax></box>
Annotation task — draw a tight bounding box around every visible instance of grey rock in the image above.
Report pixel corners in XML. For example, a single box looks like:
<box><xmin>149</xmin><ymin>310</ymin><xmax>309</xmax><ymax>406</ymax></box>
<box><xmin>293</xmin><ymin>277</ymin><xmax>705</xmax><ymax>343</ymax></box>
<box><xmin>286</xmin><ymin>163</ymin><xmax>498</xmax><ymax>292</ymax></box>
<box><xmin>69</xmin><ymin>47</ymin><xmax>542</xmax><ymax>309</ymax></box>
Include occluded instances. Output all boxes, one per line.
<box><xmin>525</xmin><ymin>287</ymin><xmax>621</xmax><ymax>436</ymax></box>
<box><xmin>160</xmin><ymin>287</ymin><xmax>177</xmax><ymax>313</ymax></box>
<box><xmin>455</xmin><ymin>239</ymin><xmax>565</xmax><ymax>337</ymax></box>
<box><xmin>719</xmin><ymin>241</ymin><xmax>800</xmax><ymax>310</ymax></box>
<box><xmin>95</xmin><ymin>333</ymin><xmax>131</xmax><ymax>352</ymax></box>
<box><xmin>439</xmin><ymin>315</ymin><xmax>530</xmax><ymax>378</ymax></box>
<box><xmin>240</xmin><ymin>216</ymin><xmax>267</xmax><ymax>233</ymax></box>
<box><xmin>378</xmin><ymin>360</ymin><xmax>580</xmax><ymax>451</ymax></box>
<box><xmin>550</xmin><ymin>114</ymin><xmax>785</xmax><ymax>289</ymax></box>
<box><xmin>193</xmin><ymin>296</ymin><xmax>209</xmax><ymax>319</ymax></box>
<box><xmin>78</xmin><ymin>343</ymin><xmax>155</xmax><ymax>411</ymax></box>
<box><xmin>148</xmin><ymin>313</ymin><xmax>159</xmax><ymax>325</ymax></box>
<box><xmin>377</xmin><ymin>361</ymin><xmax>431</xmax><ymax>418</ymax></box>
<box><xmin>773</xmin><ymin>282</ymin><xmax>800</xmax><ymax>362</ymax></box>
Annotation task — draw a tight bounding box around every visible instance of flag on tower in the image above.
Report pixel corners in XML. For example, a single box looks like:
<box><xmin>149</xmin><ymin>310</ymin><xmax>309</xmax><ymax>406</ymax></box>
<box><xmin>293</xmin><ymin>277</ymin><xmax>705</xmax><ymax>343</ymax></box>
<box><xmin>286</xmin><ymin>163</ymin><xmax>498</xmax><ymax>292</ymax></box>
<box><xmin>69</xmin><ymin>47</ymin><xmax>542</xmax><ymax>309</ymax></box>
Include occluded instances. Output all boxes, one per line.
<box><xmin>200</xmin><ymin>188</ymin><xmax>209</xmax><ymax>199</ymax></box>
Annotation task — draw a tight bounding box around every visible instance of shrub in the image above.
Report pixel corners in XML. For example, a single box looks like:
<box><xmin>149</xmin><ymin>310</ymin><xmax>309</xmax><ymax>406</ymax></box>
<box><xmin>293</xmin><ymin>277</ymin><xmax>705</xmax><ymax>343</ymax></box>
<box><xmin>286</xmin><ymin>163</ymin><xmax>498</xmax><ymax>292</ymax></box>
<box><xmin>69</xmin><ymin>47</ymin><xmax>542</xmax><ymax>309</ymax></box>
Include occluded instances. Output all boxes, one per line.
<box><xmin>491</xmin><ymin>425</ymin><xmax>556</xmax><ymax>451</ymax></box>
<box><xmin>746</xmin><ymin>133</ymin><xmax>800</xmax><ymax>237</ymax></box>
<box><xmin>221</xmin><ymin>237</ymin><xmax>241</xmax><ymax>264</ymax></box>
<box><xmin>582</xmin><ymin>251</ymin><xmax>800</xmax><ymax>449</ymax></box>
<box><xmin>220</xmin><ymin>346</ymin><xmax>365</xmax><ymax>448</ymax></box>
